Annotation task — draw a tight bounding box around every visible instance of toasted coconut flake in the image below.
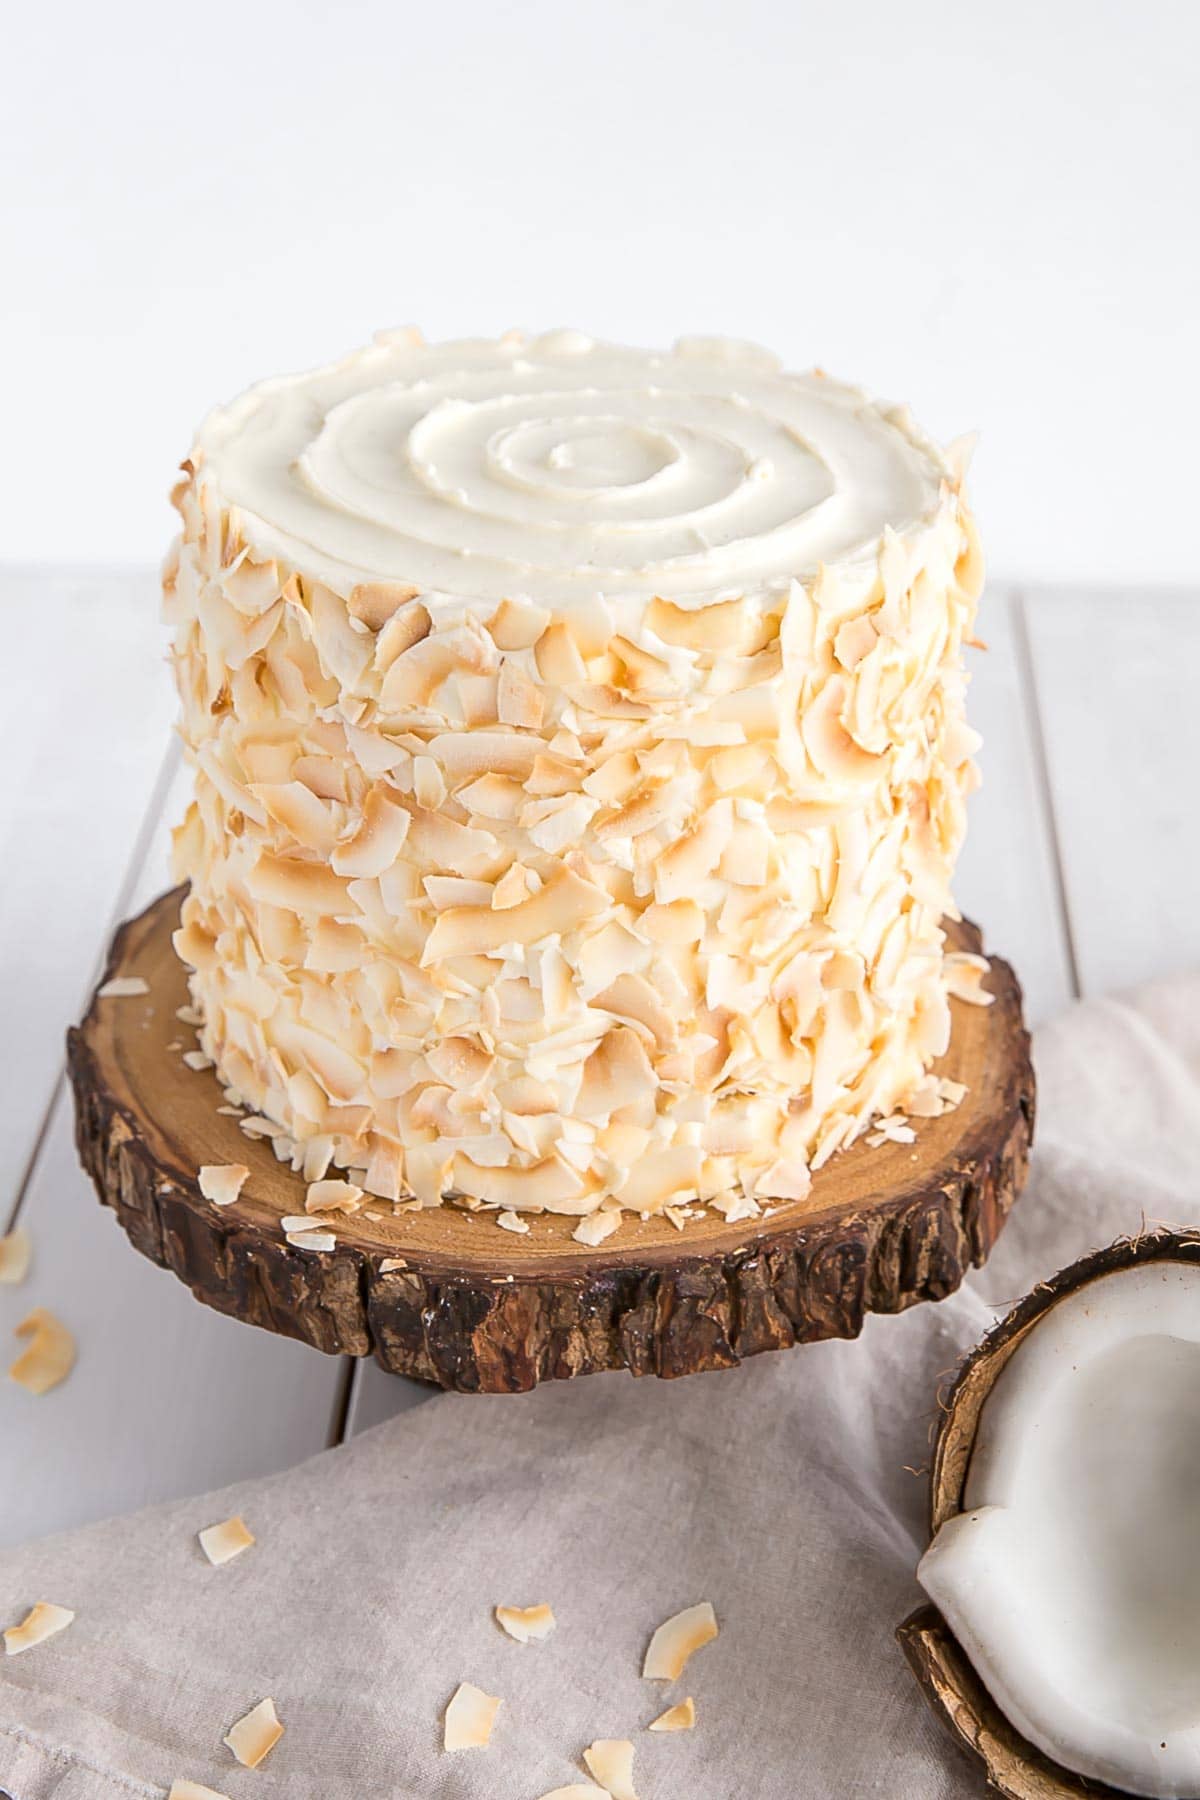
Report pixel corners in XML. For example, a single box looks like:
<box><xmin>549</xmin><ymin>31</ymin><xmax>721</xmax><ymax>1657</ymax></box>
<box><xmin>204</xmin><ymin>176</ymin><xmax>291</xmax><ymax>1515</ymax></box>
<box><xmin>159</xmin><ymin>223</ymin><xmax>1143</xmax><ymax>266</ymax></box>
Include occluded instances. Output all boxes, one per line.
<box><xmin>833</xmin><ymin>614</ymin><xmax>878</xmax><ymax>670</ymax></box>
<box><xmin>224</xmin><ymin>1697</ymin><xmax>283</xmax><ymax>1768</ymax></box>
<box><xmin>498</xmin><ymin>658</ymin><xmax>545</xmax><ymax>728</ymax></box>
<box><xmin>169</xmin><ymin>1782</ymin><xmax>232</xmax><ymax>1800</ymax></box>
<box><xmin>198</xmin><ymin>1164</ymin><xmax>249</xmax><ymax>1208</ymax></box>
<box><xmin>247</xmin><ymin>853</ymin><xmax>349</xmax><ymax>916</ymax></box>
<box><xmin>584</xmin><ymin>1738</ymin><xmax>639</xmax><ymax>1800</ymax></box>
<box><xmin>458</xmin><ymin>773</ymin><xmax>526</xmax><ymax>822</ymax></box>
<box><xmin>182</xmin><ymin>1049</ymin><xmax>214</xmax><ymax>1072</ymax></box>
<box><xmin>944</xmin><ymin>951</ymin><xmax>994</xmax><ymax>1006</ymax></box>
<box><xmin>647</xmin><ymin>592</ymin><xmax>752</xmax><ymax>650</ymax></box>
<box><xmin>379</xmin><ymin>1257</ymin><xmax>408</xmax><ymax>1273</ymax></box>
<box><xmin>413</xmin><ymin>754</ymin><xmax>448</xmax><ymax>811</ymax></box>
<box><xmin>199</xmin><ymin>1516</ymin><xmax>255</xmax><ymax>1566</ymax></box>
<box><xmin>535</xmin><ymin>620</ymin><xmax>587</xmax><ymax>684</ymax></box>
<box><xmin>617</xmin><ymin>1146</ymin><xmax>702</xmax><ymax>1215</ymax></box>
<box><xmin>0</xmin><ymin>1225</ymin><xmax>32</xmax><ymax>1285</ymax></box>
<box><xmin>496</xmin><ymin>1210</ymin><xmax>530</xmax><ymax>1235</ymax></box>
<box><xmin>443</xmin><ymin>1681</ymin><xmax>501</xmax><ymax>1752</ymax></box>
<box><xmin>573</xmin><ymin>1211</ymin><xmax>620</xmax><ymax>1247</ymax></box>
<box><xmin>536</xmin><ymin>1791</ymin><xmax>607</xmax><ymax>1800</ymax></box>
<box><xmin>97</xmin><ymin>975</ymin><xmax>149</xmax><ymax>998</ymax></box>
<box><xmin>286</xmin><ymin>1229</ymin><xmax>336</xmax><ymax>1253</ymax></box>
<box><xmin>423</xmin><ymin>867</ymin><xmax>607</xmax><ymax>961</ymax></box>
<box><xmin>495</xmin><ymin>1602</ymin><xmax>557</xmax><ymax>1642</ymax></box>
<box><xmin>374</xmin><ymin>599</ymin><xmax>433</xmax><ymax>670</ymax></box>
<box><xmin>330</xmin><ymin>787</ymin><xmax>411</xmax><ymax>879</ymax></box>
<box><xmin>648</xmin><ymin>1697</ymin><xmax>696</xmax><ymax>1732</ymax></box>
<box><xmin>641</xmin><ymin>899</ymin><xmax>705</xmax><ymax>945</ymax></box>
<box><xmin>9</xmin><ymin>1308</ymin><xmax>76</xmax><ymax>1395</ymax></box>
<box><xmin>802</xmin><ymin>675</ymin><xmax>886</xmax><ymax>784</ymax></box>
<box><xmin>612</xmin><ymin>634</ymin><xmax>671</xmax><ymax>694</ymax></box>
<box><xmin>305</xmin><ymin>1178</ymin><xmax>364</xmax><ymax>1213</ymax></box>
<box><xmin>4</xmin><ymin>1602</ymin><xmax>75</xmax><ymax>1656</ymax></box>
<box><xmin>489</xmin><ymin>595</ymin><xmax>551</xmax><ymax>649</ymax></box>
<box><xmin>347</xmin><ymin>580</ymin><xmax>419</xmax><ymax>631</ymax></box>
<box><xmin>576</xmin><ymin>1027</ymin><xmax>656</xmax><ymax>1120</ymax></box>
<box><xmin>643</xmin><ymin>1602</ymin><xmax>718</xmax><ymax>1679</ymax></box>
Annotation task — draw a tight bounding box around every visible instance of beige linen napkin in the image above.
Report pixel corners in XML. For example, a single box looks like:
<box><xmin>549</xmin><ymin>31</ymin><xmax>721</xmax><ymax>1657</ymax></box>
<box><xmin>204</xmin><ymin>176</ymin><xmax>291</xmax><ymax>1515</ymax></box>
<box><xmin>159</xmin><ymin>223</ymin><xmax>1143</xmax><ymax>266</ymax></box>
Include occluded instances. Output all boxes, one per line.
<box><xmin>3</xmin><ymin>977</ymin><xmax>1199</xmax><ymax>1800</ymax></box>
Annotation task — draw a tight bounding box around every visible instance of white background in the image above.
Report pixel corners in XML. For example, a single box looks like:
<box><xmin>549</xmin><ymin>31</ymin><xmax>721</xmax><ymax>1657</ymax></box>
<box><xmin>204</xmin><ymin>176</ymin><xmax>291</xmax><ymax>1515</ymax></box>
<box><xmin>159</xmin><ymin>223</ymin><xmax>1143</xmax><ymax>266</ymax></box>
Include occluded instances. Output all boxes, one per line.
<box><xmin>2</xmin><ymin>0</ymin><xmax>1197</xmax><ymax>581</ymax></box>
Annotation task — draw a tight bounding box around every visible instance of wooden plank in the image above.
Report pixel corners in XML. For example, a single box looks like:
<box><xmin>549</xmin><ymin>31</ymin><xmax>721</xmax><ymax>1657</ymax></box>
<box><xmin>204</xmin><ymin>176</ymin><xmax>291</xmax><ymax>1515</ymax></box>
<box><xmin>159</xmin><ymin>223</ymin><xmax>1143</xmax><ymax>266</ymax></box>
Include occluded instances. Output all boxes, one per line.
<box><xmin>0</xmin><ymin>698</ymin><xmax>348</xmax><ymax>1548</ymax></box>
<box><xmin>0</xmin><ymin>567</ymin><xmax>178</xmax><ymax>1219</ymax></box>
<box><xmin>1024</xmin><ymin>586</ymin><xmax>1200</xmax><ymax>997</ymax></box>
<box><xmin>954</xmin><ymin>586</ymin><xmax>1077</xmax><ymax>1024</ymax></box>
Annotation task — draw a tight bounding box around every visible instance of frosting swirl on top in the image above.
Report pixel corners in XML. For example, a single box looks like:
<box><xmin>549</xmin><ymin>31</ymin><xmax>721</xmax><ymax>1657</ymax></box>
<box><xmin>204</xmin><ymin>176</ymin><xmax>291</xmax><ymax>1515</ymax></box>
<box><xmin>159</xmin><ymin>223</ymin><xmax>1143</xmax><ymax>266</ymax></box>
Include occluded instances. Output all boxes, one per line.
<box><xmin>195</xmin><ymin>330</ymin><xmax>949</xmax><ymax>609</ymax></box>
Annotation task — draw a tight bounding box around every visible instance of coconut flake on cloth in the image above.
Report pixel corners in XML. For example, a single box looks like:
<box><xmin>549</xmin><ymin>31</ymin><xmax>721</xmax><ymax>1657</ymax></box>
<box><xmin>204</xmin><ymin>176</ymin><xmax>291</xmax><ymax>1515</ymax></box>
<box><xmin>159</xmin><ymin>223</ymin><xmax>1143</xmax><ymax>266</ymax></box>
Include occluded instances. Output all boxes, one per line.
<box><xmin>2</xmin><ymin>977</ymin><xmax>1200</xmax><ymax>1798</ymax></box>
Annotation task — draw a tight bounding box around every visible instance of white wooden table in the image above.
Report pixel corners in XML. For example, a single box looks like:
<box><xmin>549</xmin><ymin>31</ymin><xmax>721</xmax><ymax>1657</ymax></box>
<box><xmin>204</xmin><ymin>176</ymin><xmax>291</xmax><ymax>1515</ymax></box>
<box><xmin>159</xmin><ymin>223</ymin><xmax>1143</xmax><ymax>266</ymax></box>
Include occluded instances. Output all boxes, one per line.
<box><xmin>1</xmin><ymin>569</ymin><xmax>1196</xmax><ymax>1543</ymax></box>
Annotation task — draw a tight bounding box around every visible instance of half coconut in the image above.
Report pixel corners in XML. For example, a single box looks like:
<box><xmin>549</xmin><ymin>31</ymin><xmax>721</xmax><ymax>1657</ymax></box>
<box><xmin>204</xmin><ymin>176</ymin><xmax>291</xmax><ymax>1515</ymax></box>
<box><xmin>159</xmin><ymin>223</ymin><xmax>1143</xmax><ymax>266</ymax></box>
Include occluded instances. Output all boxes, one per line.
<box><xmin>900</xmin><ymin>1230</ymin><xmax>1200</xmax><ymax>1800</ymax></box>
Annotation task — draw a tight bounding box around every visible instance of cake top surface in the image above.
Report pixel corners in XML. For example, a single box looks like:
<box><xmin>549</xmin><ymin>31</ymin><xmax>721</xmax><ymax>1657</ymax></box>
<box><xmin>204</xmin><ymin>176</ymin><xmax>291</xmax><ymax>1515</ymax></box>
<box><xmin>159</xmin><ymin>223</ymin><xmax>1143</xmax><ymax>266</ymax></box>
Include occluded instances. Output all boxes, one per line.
<box><xmin>194</xmin><ymin>329</ymin><xmax>951</xmax><ymax>611</ymax></box>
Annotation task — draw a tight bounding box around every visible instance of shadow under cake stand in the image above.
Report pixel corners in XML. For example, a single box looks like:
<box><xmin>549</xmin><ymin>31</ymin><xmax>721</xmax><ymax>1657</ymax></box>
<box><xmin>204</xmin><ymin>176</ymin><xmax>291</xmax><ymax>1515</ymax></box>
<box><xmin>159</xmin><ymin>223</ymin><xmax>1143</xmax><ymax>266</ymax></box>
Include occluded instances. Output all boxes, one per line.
<box><xmin>67</xmin><ymin>887</ymin><xmax>1034</xmax><ymax>1394</ymax></box>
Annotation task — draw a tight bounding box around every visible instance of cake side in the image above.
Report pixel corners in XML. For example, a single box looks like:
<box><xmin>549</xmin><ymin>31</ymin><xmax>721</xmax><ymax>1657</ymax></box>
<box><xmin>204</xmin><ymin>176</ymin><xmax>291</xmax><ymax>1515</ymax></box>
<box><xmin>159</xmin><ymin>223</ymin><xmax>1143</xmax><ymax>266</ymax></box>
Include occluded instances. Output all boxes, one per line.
<box><xmin>163</xmin><ymin>330</ymin><xmax>986</xmax><ymax>1233</ymax></box>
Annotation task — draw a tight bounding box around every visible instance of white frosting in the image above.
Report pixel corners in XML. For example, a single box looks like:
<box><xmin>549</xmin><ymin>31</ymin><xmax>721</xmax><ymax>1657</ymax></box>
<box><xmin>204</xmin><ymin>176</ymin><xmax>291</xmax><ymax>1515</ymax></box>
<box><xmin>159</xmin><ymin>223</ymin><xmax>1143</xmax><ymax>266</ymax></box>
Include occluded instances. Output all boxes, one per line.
<box><xmin>195</xmin><ymin>330</ymin><xmax>947</xmax><ymax>611</ymax></box>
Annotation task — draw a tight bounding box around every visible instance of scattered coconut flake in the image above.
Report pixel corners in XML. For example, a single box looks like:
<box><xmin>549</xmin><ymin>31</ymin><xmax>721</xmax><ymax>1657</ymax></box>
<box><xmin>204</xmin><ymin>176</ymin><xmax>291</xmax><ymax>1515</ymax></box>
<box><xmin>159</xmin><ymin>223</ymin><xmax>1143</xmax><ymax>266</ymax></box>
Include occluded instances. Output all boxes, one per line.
<box><xmin>9</xmin><ymin>1308</ymin><xmax>76</xmax><ymax>1395</ymax></box>
<box><xmin>938</xmin><ymin>1076</ymin><xmax>968</xmax><ymax>1108</ymax></box>
<box><xmin>0</xmin><ymin>1225</ymin><xmax>32</xmax><ymax>1285</ymax></box>
<box><xmin>495</xmin><ymin>1603</ymin><xmax>556</xmax><ymax>1643</ymax></box>
<box><xmin>443</xmin><ymin>1682</ymin><xmax>501</xmax><ymax>1751</ymax></box>
<box><xmin>198</xmin><ymin>1164</ymin><xmax>249</xmax><ymax>1207</ymax></box>
<box><xmin>663</xmin><ymin>1206</ymin><xmax>688</xmax><ymax>1232</ymax></box>
<box><xmin>584</xmin><ymin>1738</ymin><xmax>639</xmax><ymax>1800</ymax></box>
<box><xmin>379</xmin><ymin>1257</ymin><xmax>408</xmax><ymax>1272</ymax></box>
<box><xmin>305</xmin><ymin>1178</ymin><xmax>364</xmax><ymax>1214</ymax></box>
<box><xmin>944</xmin><ymin>951</ymin><xmax>995</xmax><ymax>1006</ymax></box>
<box><xmin>199</xmin><ymin>1516</ymin><xmax>255</xmax><ymax>1566</ymax></box>
<box><xmin>97</xmin><ymin>976</ymin><xmax>149</xmax><ymax>998</ymax></box>
<box><xmin>648</xmin><ymin>1697</ymin><xmax>696</xmax><ymax>1732</ymax></box>
<box><xmin>536</xmin><ymin>1788</ymin><xmax>607</xmax><ymax>1800</ymax></box>
<box><xmin>643</xmin><ymin>1602</ymin><xmax>719</xmax><ymax>1680</ymax></box>
<box><xmin>573</xmin><ymin>1211</ymin><xmax>620</xmax><ymax>1248</ymax></box>
<box><xmin>4</xmin><ymin>1602</ymin><xmax>75</xmax><ymax>1656</ymax></box>
<box><xmin>286</xmin><ymin>1229</ymin><xmax>336</xmax><ymax>1253</ymax></box>
<box><xmin>224</xmin><ymin>1697</ymin><xmax>283</xmax><ymax>1768</ymax></box>
<box><xmin>183</xmin><ymin>1049</ymin><xmax>214</xmax><ymax>1071</ymax></box>
<box><xmin>169</xmin><ymin>1782</ymin><xmax>232</xmax><ymax>1800</ymax></box>
<box><xmin>496</xmin><ymin>1210</ymin><xmax>530</xmax><ymax>1235</ymax></box>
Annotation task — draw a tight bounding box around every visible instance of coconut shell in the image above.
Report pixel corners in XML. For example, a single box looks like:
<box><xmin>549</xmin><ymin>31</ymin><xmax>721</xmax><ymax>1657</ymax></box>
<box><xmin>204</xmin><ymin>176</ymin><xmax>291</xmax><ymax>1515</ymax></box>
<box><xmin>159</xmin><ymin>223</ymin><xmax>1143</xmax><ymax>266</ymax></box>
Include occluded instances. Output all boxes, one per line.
<box><xmin>898</xmin><ymin>1229</ymin><xmax>1200</xmax><ymax>1798</ymax></box>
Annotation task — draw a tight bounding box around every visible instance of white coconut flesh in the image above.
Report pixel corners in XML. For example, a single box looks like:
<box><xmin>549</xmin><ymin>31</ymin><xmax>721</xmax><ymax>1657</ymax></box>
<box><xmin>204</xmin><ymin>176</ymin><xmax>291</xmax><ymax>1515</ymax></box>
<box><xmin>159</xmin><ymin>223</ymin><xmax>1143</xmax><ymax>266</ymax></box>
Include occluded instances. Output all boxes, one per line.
<box><xmin>919</xmin><ymin>1262</ymin><xmax>1200</xmax><ymax>1800</ymax></box>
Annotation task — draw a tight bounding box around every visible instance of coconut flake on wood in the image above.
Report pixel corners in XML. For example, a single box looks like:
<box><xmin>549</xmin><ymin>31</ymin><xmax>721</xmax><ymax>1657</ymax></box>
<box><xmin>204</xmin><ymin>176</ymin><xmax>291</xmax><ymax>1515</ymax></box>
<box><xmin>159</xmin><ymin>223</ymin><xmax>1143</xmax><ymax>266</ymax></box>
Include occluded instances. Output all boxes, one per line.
<box><xmin>573</xmin><ymin>1211</ymin><xmax>620</xmax><ymax>1247</ymax></box>
<box><xmin>198</xmin><ymin>1164</ymin><xmax>249</xmax><ymax>1207</ymax></box>
<box><xmin>97</xmin><ymin>976</ymin><xmax>150</xmax><ymax>998</ymax></box>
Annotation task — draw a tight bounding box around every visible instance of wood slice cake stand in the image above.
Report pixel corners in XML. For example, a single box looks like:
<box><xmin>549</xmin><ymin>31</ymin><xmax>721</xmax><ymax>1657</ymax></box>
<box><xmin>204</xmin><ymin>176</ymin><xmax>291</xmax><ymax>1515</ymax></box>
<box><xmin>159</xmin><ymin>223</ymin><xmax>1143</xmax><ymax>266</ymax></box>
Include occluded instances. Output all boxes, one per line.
<box><xmin>67</xmin><ymin>888</ymin><xmax>1035</xmax><ymax>1394</ymax></box>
